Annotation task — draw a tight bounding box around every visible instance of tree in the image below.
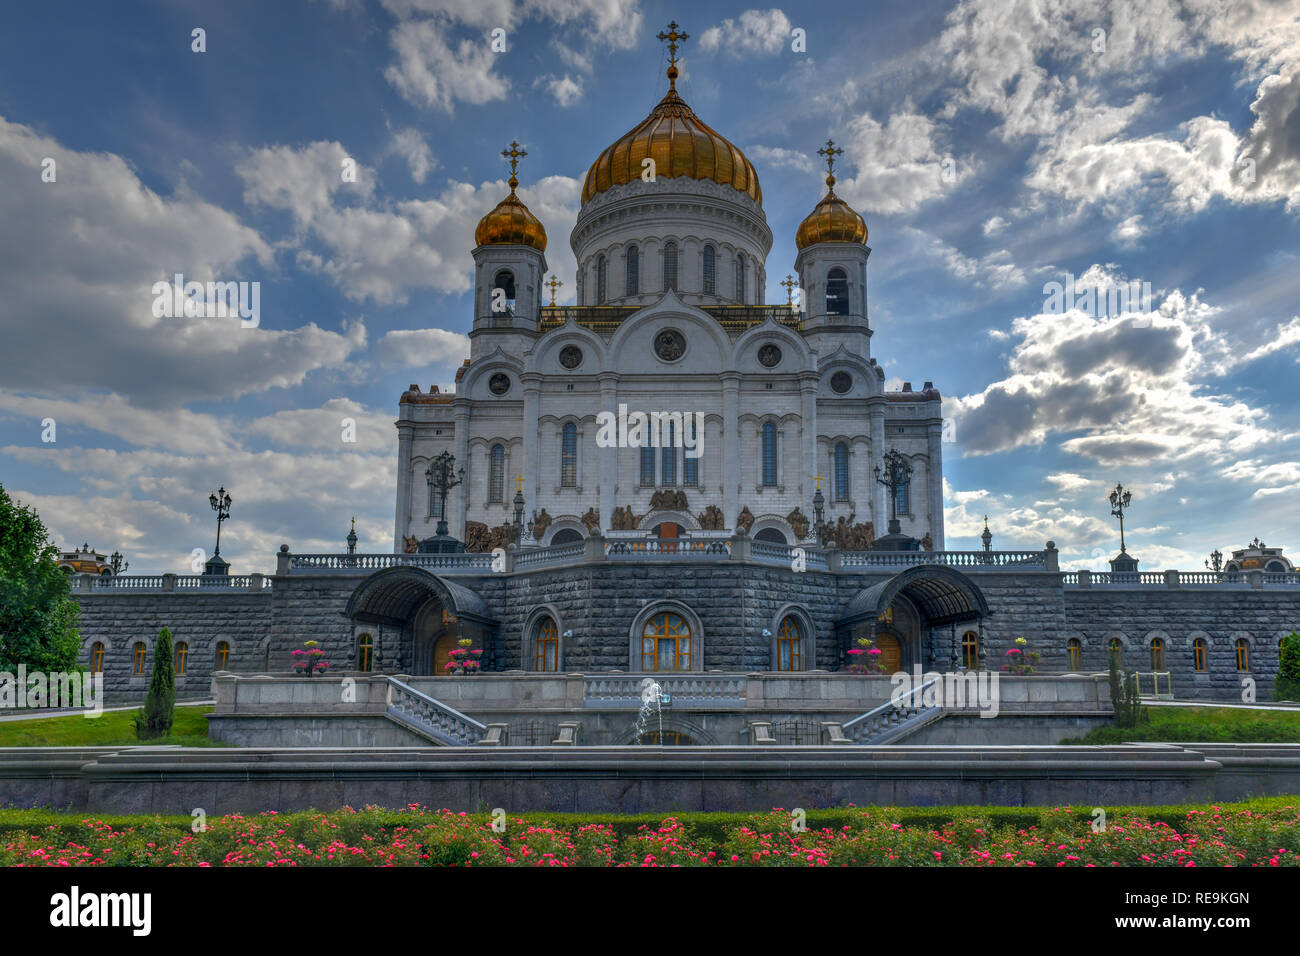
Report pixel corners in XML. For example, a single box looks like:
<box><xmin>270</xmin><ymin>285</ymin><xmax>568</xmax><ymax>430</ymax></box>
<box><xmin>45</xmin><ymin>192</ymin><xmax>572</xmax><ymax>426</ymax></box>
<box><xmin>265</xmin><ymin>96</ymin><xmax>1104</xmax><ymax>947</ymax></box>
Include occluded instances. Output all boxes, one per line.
<box><xmin>0</xmin><ymin>483</ymin><xmax>82</xmax><ymax>673</ymax></box>
<box><xmin>1107</xmin><ymin>645</ymin><xmax>1146</xmax><ymax>729</ymax></box>
<box><xmin>135</xmin><ymin>627</ymin><xmax>176</xmax><ymax>740</ymax></box>
<box><xmin>1277</xmin><ymin>632</ymin><xmax>1300</xmax><ymax>702</ymax></box>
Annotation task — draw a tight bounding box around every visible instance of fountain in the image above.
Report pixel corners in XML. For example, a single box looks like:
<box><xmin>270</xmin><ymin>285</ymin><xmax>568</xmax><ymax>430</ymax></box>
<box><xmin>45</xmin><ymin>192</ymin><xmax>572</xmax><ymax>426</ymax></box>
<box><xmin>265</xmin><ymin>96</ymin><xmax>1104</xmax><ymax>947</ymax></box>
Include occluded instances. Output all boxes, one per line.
<box><xmin>634</xmin><ymin>677</ymin><xmax>665</xmax><ymax>744</ymax></box>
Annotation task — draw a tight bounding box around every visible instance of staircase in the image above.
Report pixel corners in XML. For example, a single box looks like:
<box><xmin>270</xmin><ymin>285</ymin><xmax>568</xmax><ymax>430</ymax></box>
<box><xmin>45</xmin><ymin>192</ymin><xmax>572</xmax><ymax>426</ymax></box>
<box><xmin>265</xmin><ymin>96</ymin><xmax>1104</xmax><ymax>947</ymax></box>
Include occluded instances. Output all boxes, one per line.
<box><xmin>384</xmin><ymin>678</ymin><xmax>486</xmax><ymax>746</ymax></box>
<box><xmin>841</xmin><ymin>677</ymin><xmax>945</xmax><ymax>744</ymax></box>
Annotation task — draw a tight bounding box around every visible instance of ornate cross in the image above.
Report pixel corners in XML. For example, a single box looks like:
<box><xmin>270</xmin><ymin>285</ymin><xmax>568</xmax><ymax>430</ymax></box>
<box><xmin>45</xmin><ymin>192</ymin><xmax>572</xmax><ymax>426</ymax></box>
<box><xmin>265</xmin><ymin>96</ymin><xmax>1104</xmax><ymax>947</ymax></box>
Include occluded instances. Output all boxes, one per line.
<box><xmin>814</xmin><ymin>472</ymin><xmax>823</xmax><ymax>491</ymax></box>
<box><xmin>658</xmin><ymin>20</ymin><xmax>689</xmax><ymax>88</ymax></box>
<box><xmin>515</xmin><ymin>474</ymin><xmax>525</xmax><ymax>493</ymax></box>
<box><xmin>817</xmin><ymin>138</ymin><xmax>844</xmax><ymax>189</ymax></box>
<box><xmin>545</xmin><ymin>274</ymin><xmax>563</xmax><ymax>306</ymax></box>
<box><xmin>781</xmin><ymin>274</ymin><xmax>797</xmax><ymax>306</ymax></box>
<box><xmin>501</xmin><ymin>140</ymin><xmax>527</xmax><ymax>190</ymax></box>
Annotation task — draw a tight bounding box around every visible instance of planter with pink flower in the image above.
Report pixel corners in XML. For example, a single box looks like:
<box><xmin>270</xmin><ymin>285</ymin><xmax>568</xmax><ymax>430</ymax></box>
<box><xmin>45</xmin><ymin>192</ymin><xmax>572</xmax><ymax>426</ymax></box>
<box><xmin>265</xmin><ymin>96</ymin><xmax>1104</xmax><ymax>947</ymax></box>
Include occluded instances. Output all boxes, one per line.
<box><xmin>845</xmin><ymin>636</ymin><xmax>888</xmax><ymax>675</ymax></box>
<box><xmin>291</xmin><ymin>640</ymin><xmax>330</xmax><ymax>677</ymax></box>
<box><xmin>1000</xmin><ymin>637</ymin><xmax>1041</xmax><ymax>676</ymax></box>
<box><xmin>445</xmin><ymin>638</ymin><xmax>484</xmax><ymax>675</ymax></box>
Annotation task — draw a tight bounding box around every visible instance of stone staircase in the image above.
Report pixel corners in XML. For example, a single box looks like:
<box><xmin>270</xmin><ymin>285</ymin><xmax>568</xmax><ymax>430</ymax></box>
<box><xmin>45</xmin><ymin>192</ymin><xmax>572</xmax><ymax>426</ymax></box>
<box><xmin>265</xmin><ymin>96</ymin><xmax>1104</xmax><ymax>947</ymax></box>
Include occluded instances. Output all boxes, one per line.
<box><xmin>841</xmin><ymin>677</ymin><xmax>946</xmax><ymax>744</ymax></box>
<box><xmin>384</xmin><ymin>678</ymin><xmax>486</xmax><ymax>746</ymax></box>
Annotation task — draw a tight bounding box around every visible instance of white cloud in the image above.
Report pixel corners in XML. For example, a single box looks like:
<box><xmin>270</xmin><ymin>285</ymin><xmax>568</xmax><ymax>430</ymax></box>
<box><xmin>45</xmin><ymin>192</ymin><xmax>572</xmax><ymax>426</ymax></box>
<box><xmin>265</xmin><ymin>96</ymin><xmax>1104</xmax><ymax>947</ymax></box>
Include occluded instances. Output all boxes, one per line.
<box><xmin>747</xmin><ymin>145</ymin><xmax>815</xmax><ymax>173</ymax></box>
<box><xmin>699</xmin><ymin>9</ymin><xmax>792</xmax><ymax>55</ymax></box>
<box><xmin>536</xmin><ymin>73</ymin><xmax>584</xmax><ymax>106</ymax></box>
<box><xmin>376</xmin><ymin>328</ymin><xmax>471</xmax><ymax>368</ymax></box>
<box><xmin>839</xmin><ymin>107</ymin><xmax>966</xmax><ymax>215</ymax></box>
<box><xmin>982</xmin><ymin>215</ymin><xmax>1008</xmax><ymax>236</ymax></box>
<box><xmin>388</xmin><ymin>127</ymin><xmax>437</xmax><ymax>183</ymax></box>
<box><xmin>384</xmin><ymin>18</ymin><xmax>511</xmax><ymax>112</ymax></box>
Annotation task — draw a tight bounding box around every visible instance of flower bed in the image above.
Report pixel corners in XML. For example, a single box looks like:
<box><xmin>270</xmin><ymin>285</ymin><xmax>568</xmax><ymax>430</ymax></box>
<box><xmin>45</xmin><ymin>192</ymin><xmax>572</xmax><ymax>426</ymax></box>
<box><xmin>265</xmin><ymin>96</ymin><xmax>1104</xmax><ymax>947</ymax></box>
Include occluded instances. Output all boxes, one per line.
<box><xmin>0</xmin><ymin>801</ymin><xmax>1296</xmax><ymax>867</ymax></box>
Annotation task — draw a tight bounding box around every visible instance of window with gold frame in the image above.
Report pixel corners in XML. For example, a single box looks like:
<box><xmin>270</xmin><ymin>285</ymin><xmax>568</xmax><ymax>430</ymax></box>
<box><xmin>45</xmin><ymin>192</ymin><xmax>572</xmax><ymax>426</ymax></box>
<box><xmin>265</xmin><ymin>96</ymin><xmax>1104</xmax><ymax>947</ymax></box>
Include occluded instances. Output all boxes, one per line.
<box><xmin>1192</xmin><ymin>638</ymin><xmax>1207</xmax><ymax>672</ymax></box>
<box><xmin>357</xmin><ymin>633</ymin><xmax>374</xmax><ymax>672</ymax></box>
<box><xmin>1235</xmin><ymin>637</ymin><xmax>1249</xmax><ymax>671</ymax></box>
<box><xmin>215</xmin><ymin>641</ymin><xmax>230</xmax><ymax>671</ymax></box>
<box><xmin>1150</xmin><ymin>637</ymin><xmax>1164</xmax><ymax>671</ymax></box>
<box><xmin>1108</xmin><ymin>638</ymin><xmax>1123</xmax><ymax>668</ymax></box>
<box><xmin>960</xmin><ymin>631</ymin><xmax>978</xmax><ymax>670</ymax></box>
<box><xmin>132</xmin><ymin>642</ymin><xmax>146</xmax><ymax>676</ymax></box>
<box><xmin>174</xmin><ymin>641</ymin><xmax>188</xmax><ymax>676</ymax></box>
<box><xmin>1067</xmin><ymin>638</ymin><xmax>1081</xmax><ymax>670</ymax></box>
<box><xmin>641</xmin><ymin>612</ymin><xmax>691</xmax><ymax>671</ymax></box>
<box><xmin>535</xmin><ymin>616</ymin><xmax>559</xmax><ymax>672</ymax></box>
<box><xmin>90</xmin><ymin>642</ymin><xmax>104</xmax><ymax>675</ymax></box>
<box><xmin>776</xmin><ymin>616</ymin><xmax>802</xmax><ymax>671</ymax></box>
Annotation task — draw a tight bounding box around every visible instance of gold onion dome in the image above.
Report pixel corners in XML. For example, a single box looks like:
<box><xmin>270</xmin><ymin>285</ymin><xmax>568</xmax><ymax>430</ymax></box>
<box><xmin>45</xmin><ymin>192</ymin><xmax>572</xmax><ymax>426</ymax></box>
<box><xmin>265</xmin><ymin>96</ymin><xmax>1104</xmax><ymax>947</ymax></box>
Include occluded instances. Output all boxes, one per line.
<box><xmin>796</xmin><ymin>138</ymin><xmax>867</xmax><ymax>250</ymax></box>
<box><xmin>475</xmin><ymin>140</ymin><xmax>548</xmax><ymax>251</ymax></box>
<box><xmin>581</xmin><ymin>22</ymin><xmax>760</xmax><ymax>205</ymax></box>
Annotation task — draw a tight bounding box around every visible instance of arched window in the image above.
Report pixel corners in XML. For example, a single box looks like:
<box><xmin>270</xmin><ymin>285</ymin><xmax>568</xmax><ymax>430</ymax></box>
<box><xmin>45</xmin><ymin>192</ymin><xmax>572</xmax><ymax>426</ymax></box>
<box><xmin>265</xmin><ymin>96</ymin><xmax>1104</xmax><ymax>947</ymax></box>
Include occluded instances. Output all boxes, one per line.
<box><xmin>132</xmin><ymin>642</ymin><xmax>146</xmax><ymax>676</ymax></box>
<box><xmin>596</xmin><ymin>255</ymin><xmax>607</xmax><ymax>304</ymax></box>
<box><xmin>961</xmin><ymin>631</ymin><xmax>978</xmax><ymax>669</ymax></box>
<box><xmin>663</xmin><ymin>241</ymin><xmax>678</xmax><ymax>291</ymax></box>
<box><xmin>90</xmin><ymin>642</ymin><xmax>104</xmax><ymax>675</ymax></box>
<box><xmin>1150</xmin><ymin>637</ymin><xmax>1164</xmax><ymax>671</ymax></box>
<box><xmin>489</xmin><ymin>444</ymin><xmax>505</xmax><ymax>503</ymax></box>
<box><xmin>640</xmin><ymin>445</ymin><xmax>655</xmax><ymax>486</ymax></box>
<box><xmin>826</xmin><ymin>267</ymin><xmax>849</xmax><ymax>315</ymax></box>
<box><xmin>493</xmin><ymin>269</ymin><xmax>516</xmax><ymax>312</ymax></box>
<box><xmin>761</xmin><ymin>421</ymin><xmax>778</xmax><ymax>487</ymax></box>
<box><xmin>1236</xmin><ymin>637</ymin><xmax>1249</xmax><ymax>671</ymax></box>
<box><xmin>1108</xmin><ymin>638</ymin><xmax>1123</xmax><ymax>669</ymax></box>
<box><xmin>428</xmin><ymin>477</ymin><xmax>443</xmax><ymax>518</ymax></box>
<box><xmin>661</xmin><ymin>420</ymin><xmax>677</xmax><ymax>485</ymax></box>
<box><xmin>735</xmin><ymin>253</ymin><xmax>746</xmax><ymax>301</ymax></box>
<box><xmin>683</xmin><ymin>418</ymin><xmax>699</xmax><ymax>486</ymax></box>
<box><xmin>561</xmin><ymin>423</ymin><xmax>577</xmax><ymax>487</ymax></box>
<box><xmin>174</xmin><ymin>641</ymin><xmax>188</xmax><ymax>676</ymax></box>
<box><xmin>550</xmin><ymin>528</ymin><xmax>583</xmax><ymax>546</ymax></box>
<box><xmin>1193</xmin><ymin>638</ymin><xmax>1207</xmax><ymax>672</ymax></box>
<box><xmin>1067</xmin><ymin>638</ymin><xmax>1082</xmax><ymax>670</ymax></box>
<box><xmin>358</xmin><ymin>634</ymin><xmax>374</xmax><ymax>672</ymax></box>
<box><xmin>776</xmin><ymin>616</ymin><xmax>803</xmax><ymax>671</ymax></box>
<box><xmin>703</xmin><ymin>245</ymin><xmax>715</xmax><ymax>294</ymax></box>
<box><xmin>535</xmin><ymin>616</ymin><xmax>559</xmax><ymax>672</ymax></box>
<box><xmin>626</xmin><ymin>245</ymin><xmax>639</xmax><ymax>295</ymax></box>
<box><xmin>894</xmin><ymin>477</ymin><xmax>910</xmax><ymax>516</ymax></box>
<box><xmin>834</xmin><ymin>442</ymin><xmax>850</xmax><ymax>501</ymax></box>
<box><xmin>754</xmin><ymin>528</ymin><xmax>788</xmax><ymax>544</ymax></box>
<box><xmin>641</xmin><ymin>612</ymin><xmax>691</xmax><ymax>671</ymax></box>
<box><xmin>215</xmin><ymin>641</ymin><xmax>230</xmax><ymax>670</ymax></box>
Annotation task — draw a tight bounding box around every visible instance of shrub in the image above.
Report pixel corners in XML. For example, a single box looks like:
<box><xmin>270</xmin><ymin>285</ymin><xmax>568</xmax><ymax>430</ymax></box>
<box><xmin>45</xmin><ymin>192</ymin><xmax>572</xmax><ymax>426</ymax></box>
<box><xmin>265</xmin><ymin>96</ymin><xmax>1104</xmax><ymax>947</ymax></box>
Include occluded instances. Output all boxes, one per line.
<box><xmin>134</xmin><ymin>627</ymin><xmax>175</xmax><ymax>740</ymax></box>
<box><xmin>1277</xmin><ymin>632</ymin><xmax>1300</xmax><ymax>702</ymax></box>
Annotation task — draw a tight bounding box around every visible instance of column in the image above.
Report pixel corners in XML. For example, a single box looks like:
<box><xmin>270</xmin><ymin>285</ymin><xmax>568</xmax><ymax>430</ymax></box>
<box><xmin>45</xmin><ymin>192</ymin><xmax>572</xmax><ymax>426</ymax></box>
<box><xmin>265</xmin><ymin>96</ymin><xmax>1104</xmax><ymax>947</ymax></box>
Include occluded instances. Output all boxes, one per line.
<box><xmin>927</xmin><ymin>420</ymin><xmax>945</xmax><ymax>550</ymax></box>
<box><xmin>522</xmin><ymin>373</ymin><xmax>542</xmax><ymax>532</ymax></box>
<box><xmin>452</xmin><ymin>401</ymin><xmax>470</xmax><ymax>539</ymax></box>
<box><xmin>599</xmin><ymin>374</ymin><xmax>617</xmax><ymax>531</ymax></box>
<box><xmin>721</xmin><ymin>372</ymin><xmax>739</xmax><ymax>527</ymax></box>
<box><xmin>799</xmin><ymin>375</ymin><xmax>818</xmax><ymax>506</ymax></box>
<box><xmin>869</xmin><ymin>398</ymin><xmax>885</xmax><ymax>534</ymax></box>
<box><xmin>394</xmin><ymin>423</ymin><xmax>413</xmax><ymax>552</ymax></box>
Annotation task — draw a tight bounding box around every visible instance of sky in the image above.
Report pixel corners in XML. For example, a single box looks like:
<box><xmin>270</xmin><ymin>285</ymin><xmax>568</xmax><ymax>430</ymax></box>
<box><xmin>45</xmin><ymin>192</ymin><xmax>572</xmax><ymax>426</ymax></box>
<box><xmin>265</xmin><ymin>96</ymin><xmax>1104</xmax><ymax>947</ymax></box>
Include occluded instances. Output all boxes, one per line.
<box><xmin>1</xmin><ymin>0</ymin><xmax>1298</xmax><ymax>574</ymax></box>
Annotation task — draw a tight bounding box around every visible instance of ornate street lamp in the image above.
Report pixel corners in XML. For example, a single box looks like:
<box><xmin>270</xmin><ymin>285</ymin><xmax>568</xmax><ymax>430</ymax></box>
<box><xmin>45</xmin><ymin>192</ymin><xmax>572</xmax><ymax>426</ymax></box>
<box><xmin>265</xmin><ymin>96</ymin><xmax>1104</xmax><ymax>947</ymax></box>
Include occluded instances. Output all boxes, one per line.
<box><xmin>109</xmin><ymin>550</ymin><xmax>129</xmax><ymax>575</ymax></box>
<box><xmin>1108</xmin><ymin>483</ymin><xmax>1133</xmax><ymax>553</ymax></box>
<box><xmin>512</xmin><ymin>477</ymin><xmax>526</xmax><ymax>543</ymax></box>
<box><xmin>346</xmin><ymin>517</ymin><xmax>358</xmax><ymax>555</ymax></box>
<box><xmin>812</xmin><ymin>472</ymin><xmax>826</xmax><ymax>543</ymax></box>
<box><xmin>1205</xmin><ymin>548</ymin><xmax>1223</xmax><ymax>573</ymax></box>
<box><xmin>874</xmin><ymin>450</ymin><xmax>912</xmax><ymax>536</ymax></box>
<box><xmin>205</xmin><ymin>486</ymin><xmax>233</xmax><ymax>577</ymax></box>
<box><xmin>981</xmin><ymin>515</ymin><xmax>993</xmax><ymax>553</ymax></box>
<box><xmin>425</xmin><ymin>452</ymin><xmax>465</xmax><ymax>538</ymax></box>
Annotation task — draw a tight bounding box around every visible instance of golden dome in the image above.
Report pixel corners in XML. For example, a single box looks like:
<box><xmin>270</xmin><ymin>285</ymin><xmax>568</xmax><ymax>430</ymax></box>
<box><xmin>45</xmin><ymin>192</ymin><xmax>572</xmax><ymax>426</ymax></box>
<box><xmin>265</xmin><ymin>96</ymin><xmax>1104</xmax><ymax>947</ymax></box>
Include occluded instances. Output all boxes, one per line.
<box><xmin>475</xmin><ymin>140</ymin><xmax>547</xmax><ymax>251</ymax></box>
<box><xmin>795</xmin><ymin>187</ymin><xmax>867</xmax><ymax>249</ymax></box>
<box><xmin>581</xmin><ymin>86</ymin><xmax>761</xmax><ymax>205</ymax></box>
<box><xmin>796</xmin><ymin>139</ymin><xmax>866</xmax><ymax>250</ymax></box>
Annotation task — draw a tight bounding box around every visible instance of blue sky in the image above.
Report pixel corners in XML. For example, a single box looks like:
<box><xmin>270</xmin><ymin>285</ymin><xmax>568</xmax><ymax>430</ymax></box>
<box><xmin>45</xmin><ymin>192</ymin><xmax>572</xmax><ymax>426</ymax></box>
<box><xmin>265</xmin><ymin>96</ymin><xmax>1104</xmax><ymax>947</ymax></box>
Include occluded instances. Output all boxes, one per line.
<box><xmin>1</xmin><ymin>0</ymin><xmax>1298</xmax><ymax>573</ymax></box>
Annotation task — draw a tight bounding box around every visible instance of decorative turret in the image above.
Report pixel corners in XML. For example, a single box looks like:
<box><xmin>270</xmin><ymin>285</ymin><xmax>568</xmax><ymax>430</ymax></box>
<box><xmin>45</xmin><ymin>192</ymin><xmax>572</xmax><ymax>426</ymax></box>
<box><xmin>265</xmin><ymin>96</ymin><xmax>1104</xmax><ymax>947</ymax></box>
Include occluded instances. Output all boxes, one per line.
<box><xmin>794</xmin><ymin>138</ymin><xmax>871</xmax><ymax>324</ymax></box>
<box><xmin>473</xmin><ymin>140</ymin><xmax>548</xmax><ymax>328</ymax></box>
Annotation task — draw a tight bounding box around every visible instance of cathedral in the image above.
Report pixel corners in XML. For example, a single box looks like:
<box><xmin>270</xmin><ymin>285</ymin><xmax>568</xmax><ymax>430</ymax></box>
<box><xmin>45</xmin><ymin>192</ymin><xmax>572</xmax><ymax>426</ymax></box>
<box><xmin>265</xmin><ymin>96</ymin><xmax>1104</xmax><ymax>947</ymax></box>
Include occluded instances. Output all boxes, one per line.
<box><xmin>394</xmin><ymin>30</ymin><xmax>944</xmax><ymax>556</ymax></box>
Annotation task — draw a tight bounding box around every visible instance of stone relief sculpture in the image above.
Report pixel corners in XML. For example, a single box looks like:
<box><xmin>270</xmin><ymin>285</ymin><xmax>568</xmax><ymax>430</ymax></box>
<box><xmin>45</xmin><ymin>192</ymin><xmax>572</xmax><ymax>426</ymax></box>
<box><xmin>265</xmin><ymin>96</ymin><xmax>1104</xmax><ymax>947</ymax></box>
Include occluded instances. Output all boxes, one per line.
<box><xmin>650</xmin><ymin>489</ymin><xmax>689</xmax><ymax>511</ymax></box>
<box><xmin>787</xmin><ymin>507</ymin><xmax>809</xmax><ymax>539</ymax></box>
<box><xmin>736</xmin><ymin>506</ymin><xmax>755</xmax><ymax>533</ymax></box>
<box><xmin>464</xmin><ymin>521</ymin><xmax>517</xmax><ymax>553</ymax></box>
<box><xmin>696</xmin><ymin>504</ymin><xmax>725</xmax><ymax>531</ymax></box>
<box><xmin>611</xmin><ymin>505</ymin><xmax>643</xmax><ymax>531</ymax></box>
<box><xmin>921</xmin><ymin>532</ymin><xmax>934</xmax><ymax>551</ymax></box>
<box><xmin>531</xmin><ymin>508</ymin><xmax>553</xmax><ymax>540</ymax></box>
<box><xmin>822</xmin><ymin>515</ymin><xmax>875</xmax><ymax>550</ymax></box>
<box><xmin>402</xmin><ymin>535</ymin><xmax>420</xmax><ymax>554</ymax></box>
<box><xmin>580</xmin><ymin>507</ymin><xmax>600</xmax><ymax>533</ymax></box>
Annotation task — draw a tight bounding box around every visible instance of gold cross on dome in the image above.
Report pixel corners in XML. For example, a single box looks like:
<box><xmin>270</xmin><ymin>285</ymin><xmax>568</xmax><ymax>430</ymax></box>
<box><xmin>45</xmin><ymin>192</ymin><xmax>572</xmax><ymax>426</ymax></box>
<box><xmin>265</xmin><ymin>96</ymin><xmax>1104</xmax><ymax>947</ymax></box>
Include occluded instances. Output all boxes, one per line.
<box><xmin>501</xmin><ymin>140</ymin><xmax>527</xmax><ymax>189</ymax></box>
<box><xmin>815</xmin><ymin>472</ymin><xmax>824</xmax><ymax>491</ymax></box>
<box><xmin>657</xmin><ymin>21</ymin><xmax>689</xmax><ymax>89</ymax></box>
<box><xmin>817</xmin><ymin>138</ymin><xmax>844</xmax><ymax>188</ymax></box>
<box><xmin>545</xmin><ymin>274</ymin><xmax>563</xmax><ymax>306</ymax></box>
<box><xmin>515</xmin><ymin>475</ymin><xmax>525</xmax><ymax>493</ymax></box>
<box><xmin>781</xmin><ymin>274</ymin><xmax>797</xmax><ymax>305</ymax></box>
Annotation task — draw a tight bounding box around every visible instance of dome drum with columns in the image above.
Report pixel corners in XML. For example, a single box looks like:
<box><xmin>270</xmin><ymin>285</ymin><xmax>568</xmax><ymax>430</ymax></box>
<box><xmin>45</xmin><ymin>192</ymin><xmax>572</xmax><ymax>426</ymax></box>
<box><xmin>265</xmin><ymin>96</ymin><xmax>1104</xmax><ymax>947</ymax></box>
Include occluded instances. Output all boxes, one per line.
<box><xmin>395</xmin><ymin>22</ymin><xmax>944</xmax><ymax>556</ymax></box>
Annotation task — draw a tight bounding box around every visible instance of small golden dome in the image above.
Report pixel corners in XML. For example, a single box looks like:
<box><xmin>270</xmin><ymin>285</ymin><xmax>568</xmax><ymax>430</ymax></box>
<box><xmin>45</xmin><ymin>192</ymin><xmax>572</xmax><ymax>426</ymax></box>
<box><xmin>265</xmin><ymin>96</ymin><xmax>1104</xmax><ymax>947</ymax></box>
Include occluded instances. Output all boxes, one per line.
<box><xmin>795</xmin><ymin>188</ymin><xmax>867</xmax><ymax>249</ymax></box>
<box><xmin>475</xmin><ymin>140</ymin><xmax>548</xmax><ymax>251</ymax></box>
<box><xmin>796</xmin><ymin>139</ymin><xmax>866</xmax><ymax>250</ymax></box>
<box><xmin>581</xmin><ymin>89</ymin><xmax>761</xmax><ymax>205</ymax></box>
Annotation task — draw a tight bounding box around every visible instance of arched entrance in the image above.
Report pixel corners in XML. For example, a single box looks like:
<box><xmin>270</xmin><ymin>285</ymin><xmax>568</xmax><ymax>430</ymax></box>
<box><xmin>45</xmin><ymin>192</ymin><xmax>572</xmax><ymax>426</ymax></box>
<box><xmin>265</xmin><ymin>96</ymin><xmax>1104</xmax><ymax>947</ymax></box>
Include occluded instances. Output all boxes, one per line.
<box><xmin>345</xmin><ymin>566</ymin><xmax>498</xmax><ymax>675</ymax></box>
<box><xmin>837</xmin><ymin>565</ymin><xmax>991</xmax><ymax>672</ymax></box>
<box><xmin>873</xmin><ymin>631</ymin><xmax>903</xmax><ymax>673</ymax></box>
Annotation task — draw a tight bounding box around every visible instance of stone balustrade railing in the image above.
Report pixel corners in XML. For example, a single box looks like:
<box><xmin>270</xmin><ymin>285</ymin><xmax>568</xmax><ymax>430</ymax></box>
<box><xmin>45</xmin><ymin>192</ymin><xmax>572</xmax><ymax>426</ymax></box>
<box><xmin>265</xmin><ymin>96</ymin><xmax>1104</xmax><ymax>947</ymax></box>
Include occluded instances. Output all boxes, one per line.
<box><xmin>289</xmin><ymin>552</ymin><xmax>496</xmax><ymax>572</ymax></box>
<box><xmin>1063</xmin><ymin>569</ymin><xmax>1299</xmax><ymax>588</ymax></box>
<box><xmin>385</xmin><ymin>678</ymin><xmax>485</xmax><ymax>746</ymax></box>
<box><xmin>86</xmin><ymin>573</ymin><xmax>271</xmax><ymax>592</ymax></box>
<box><xmin>841</xmin><ymin>676</ymin><xmax>942</xmax><ymax>743</ymax></box>
<box><xmin>839</xmin><ymin>549</ymin><xmax>1047</xmax><ymax>569</ymax></box>
<box><xmin>583</xmin><ymin>675</ymin><xmax>748</xmax><ymax>707</ymax></box>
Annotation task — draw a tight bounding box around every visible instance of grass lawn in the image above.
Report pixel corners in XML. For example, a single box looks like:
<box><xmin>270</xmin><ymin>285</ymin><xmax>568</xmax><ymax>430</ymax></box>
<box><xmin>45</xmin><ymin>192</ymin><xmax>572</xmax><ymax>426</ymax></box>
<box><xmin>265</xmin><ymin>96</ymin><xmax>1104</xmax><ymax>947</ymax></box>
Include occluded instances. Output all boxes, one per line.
<box><xmin>1065</xmin><ymin>705</ymin><xmax>1300</xmax><ymax>744</ymax></box>
<box><xmin>0</xmin><ymin>704</ymin><xmax>219</xmax><ymax>747</ymax></box>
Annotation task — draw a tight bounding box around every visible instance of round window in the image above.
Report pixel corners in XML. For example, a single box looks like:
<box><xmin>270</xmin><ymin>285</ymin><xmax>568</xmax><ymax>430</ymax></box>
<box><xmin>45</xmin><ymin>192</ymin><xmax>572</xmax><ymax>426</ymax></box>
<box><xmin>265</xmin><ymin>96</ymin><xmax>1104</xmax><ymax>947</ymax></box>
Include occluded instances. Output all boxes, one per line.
<box><xmin>758</xmin><ymin>343</ymin><xmax>782</xmax><ymax>368</ymax></box>
<box><xmin>830</xmin><ymin>371</ymin><xmax>852</xmax><ymax>394</ymax></box>
<box><xmin>559</xmin><ymin>345</ymin><xmax>583</xmax><ymax>369</ymax></box>
<box><xmin>488</xmin><ymin>373</ymin><xmax>511</xmax><ymax>395</ymax></box>
<box><xmin>654</xmin><ymin>329</ymin><xmax>686</xmax><ymax>362</ymax></box>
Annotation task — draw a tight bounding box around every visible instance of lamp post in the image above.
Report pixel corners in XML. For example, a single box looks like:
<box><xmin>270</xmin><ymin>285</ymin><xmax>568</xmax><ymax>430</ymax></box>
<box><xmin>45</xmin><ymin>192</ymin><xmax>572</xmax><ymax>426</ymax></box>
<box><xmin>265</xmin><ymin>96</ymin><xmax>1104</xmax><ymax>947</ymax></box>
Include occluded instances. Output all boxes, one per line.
<box><xmin>513</xmin><ymin>476</ymin><xmax>526</xmax><ymax>543</ymax></box>
<box><xmin>207</xmin><ymin>487</ymin><xmax>232</xmax><ymax>576</ymax></box>
<box><xmin>812</xmin><ymin>472</ymin><xmax>826</xmax><ymax>543</ymax></box>
<box><xmin>1206</xmin><ymin>548</ymin><xmax>1223</xmax><ymax>573</ymax></box>
<box><xmin>1108</xmin><ymin>483</ymin><xmax>1133</xmax><ymax>553</ymax></box>
<box><xmin>109</xmin><ymin>550</ymin><xmax>128</xmax><ymax>575</ymax></box>
<box><xmin>425</xmin><ymin>452</ymin><xmax>464</xmax><ymax>538</ymax></box>
<box><xmin>873</xmin><ymin>450</ymin><xmax>912</xmax><ymax>536</ymax></box>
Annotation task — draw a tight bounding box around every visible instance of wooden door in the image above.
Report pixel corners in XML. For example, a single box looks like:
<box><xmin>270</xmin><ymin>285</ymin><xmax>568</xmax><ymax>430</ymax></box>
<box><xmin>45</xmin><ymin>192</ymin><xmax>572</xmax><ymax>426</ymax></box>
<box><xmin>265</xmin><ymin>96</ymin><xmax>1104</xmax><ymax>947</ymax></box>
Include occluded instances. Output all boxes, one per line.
<box><xmin>875</xmin><ymin>634</ymin><xmax>902</xmax><ymax>674</ymax></box>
